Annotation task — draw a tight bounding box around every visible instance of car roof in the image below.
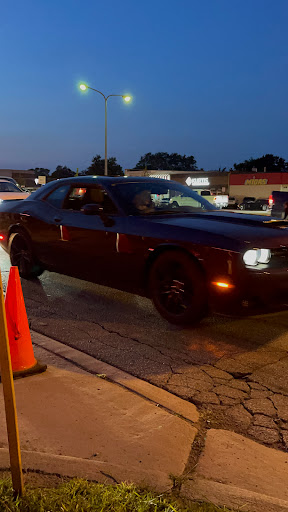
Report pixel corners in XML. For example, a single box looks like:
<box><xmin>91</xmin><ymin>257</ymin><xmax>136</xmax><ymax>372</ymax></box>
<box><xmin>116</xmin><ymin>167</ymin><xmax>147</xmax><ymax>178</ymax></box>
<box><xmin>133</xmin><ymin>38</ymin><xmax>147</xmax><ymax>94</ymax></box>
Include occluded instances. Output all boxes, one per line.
<box><xmin>0</xmin><ymin>177</ymin><xmax>17</xmax><ymax>182</ymax></box>
<box><xmin>29</xmin><ymin>176</ymin><xmax>173</xmax><ymax>200</ymax></box>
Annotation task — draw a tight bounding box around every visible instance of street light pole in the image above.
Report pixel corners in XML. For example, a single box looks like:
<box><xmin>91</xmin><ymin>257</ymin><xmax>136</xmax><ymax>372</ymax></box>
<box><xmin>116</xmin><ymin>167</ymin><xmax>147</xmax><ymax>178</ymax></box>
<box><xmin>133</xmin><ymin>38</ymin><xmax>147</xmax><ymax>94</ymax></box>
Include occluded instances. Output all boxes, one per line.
<box><xmin>79</xmin><ymin>84</ymin><xmax>131</xmax><ymax>176</ymax></box>
<box><xmin>104</xmin><ymin>97</ymin><xmax>108</xmax><ymax>176</ymax></box>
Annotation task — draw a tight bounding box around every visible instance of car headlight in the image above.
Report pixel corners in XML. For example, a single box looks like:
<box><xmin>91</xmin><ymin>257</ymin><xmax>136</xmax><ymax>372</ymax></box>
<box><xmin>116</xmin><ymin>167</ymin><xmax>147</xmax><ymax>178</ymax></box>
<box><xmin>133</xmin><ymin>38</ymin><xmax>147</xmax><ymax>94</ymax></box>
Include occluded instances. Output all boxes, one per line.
<box><xmin>243</xmin><ymin>249</ymin><xmax>271</xmax><ymax>266</ymax></box>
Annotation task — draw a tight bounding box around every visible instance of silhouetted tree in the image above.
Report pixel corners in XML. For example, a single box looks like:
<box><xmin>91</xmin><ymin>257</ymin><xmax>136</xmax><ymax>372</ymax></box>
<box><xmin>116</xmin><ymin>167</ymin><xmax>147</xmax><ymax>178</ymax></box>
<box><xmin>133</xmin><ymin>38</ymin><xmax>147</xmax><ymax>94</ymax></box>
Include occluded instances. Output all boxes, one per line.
<box><xmin>134</xmin><ymin>152</ymin><xmax>197</xmax><ymax>171</ymax></box>
<box><xmin>28</xmin><ymin>167</ymin><xmax>50</xmax><ymax>177</ymax></box>
<box><xmin>81</xmin><ymin>155</ymin><xmax>123</xmax><ymax>176</ymax></box>
<box><xmin>51</xmin><ymin>166</ymin><xmax>75</xmax><ymax>179</ymax></box>
<box><xmin>233</xmin><ymin>154</ymin><xmax>288</xmax><ymax>173</ymax></box>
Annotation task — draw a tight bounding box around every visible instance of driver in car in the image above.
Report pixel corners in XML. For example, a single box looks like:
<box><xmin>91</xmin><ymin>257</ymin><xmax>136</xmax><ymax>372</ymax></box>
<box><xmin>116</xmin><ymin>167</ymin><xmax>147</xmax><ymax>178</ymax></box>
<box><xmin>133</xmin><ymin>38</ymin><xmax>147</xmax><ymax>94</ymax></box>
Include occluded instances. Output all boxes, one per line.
<box><xmin>133</xmin><ymin>189</ymin><xmax>155</xmax><ymax>214</ymax></box>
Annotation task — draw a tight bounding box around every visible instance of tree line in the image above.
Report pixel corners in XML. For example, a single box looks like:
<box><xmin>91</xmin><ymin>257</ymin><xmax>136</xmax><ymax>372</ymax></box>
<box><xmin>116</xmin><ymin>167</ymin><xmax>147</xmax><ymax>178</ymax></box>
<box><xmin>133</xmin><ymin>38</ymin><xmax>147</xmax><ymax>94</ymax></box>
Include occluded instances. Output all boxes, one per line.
<box><xmin>29</xmin><ymin>152</ymin><xmax>288</xmax><ymax>179</ymax></box>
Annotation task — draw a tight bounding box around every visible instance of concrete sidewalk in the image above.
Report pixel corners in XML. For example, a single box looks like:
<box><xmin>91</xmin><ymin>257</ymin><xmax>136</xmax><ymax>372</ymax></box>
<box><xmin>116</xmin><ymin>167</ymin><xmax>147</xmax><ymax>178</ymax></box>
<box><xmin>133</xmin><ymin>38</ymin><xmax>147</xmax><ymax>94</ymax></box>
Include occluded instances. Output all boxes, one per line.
<box><xmin>0</xmin><ymin>331</ymin><xmax>198</xmax><ymax>491</ymax></box>
<box><xmin>0</xmin><ymin>331</ymin><xmax>288</xmax><ymax>511</ymax></box>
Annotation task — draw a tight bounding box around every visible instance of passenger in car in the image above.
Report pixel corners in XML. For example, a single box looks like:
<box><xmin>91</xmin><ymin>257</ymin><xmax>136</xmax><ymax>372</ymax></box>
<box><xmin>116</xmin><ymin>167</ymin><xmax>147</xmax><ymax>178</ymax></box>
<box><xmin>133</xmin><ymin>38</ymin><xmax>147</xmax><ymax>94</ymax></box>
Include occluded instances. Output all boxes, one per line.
<box><xmin>132</xmin><ymin>190</ymin><xmax>155</xmax><ymax>214</ymax></box>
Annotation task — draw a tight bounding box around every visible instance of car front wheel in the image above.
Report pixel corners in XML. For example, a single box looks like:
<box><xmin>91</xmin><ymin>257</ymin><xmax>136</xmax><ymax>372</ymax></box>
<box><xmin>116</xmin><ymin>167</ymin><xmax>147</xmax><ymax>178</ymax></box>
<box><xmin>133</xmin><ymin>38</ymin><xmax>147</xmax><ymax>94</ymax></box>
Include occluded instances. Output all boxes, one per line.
<box><xmin>9</xmin><ymin>232</ymin><xmax>44</xmax><ymax>279</ymax></box>
<box><xmin>148</xmin><ymin>251</ymin><xmax>208</xmax><ymax>325</ymax></box>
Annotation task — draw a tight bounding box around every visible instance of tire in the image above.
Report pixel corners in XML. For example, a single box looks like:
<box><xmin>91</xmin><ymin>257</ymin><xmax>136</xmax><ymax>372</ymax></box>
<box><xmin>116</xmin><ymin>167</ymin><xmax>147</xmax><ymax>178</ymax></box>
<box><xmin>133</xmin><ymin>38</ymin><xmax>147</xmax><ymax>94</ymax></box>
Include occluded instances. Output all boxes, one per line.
<box><xmin>262</xmin><ymin>204</ymin><xmax>268</xmax><ymax>211</ymax></box>
<box><xmin>148</xmin><ymin>251</ymin><xmax>208</xmax><ymax>325</ymax></box>
<box><xmin>240</xmin><ymin>204</ymin><xmax>245</xmax><ymax>210</ymax></box>
<box><xmin>171</xmin><ymin>201</ymin><xmax>179</xmax><ymax>208</ymax></box>
<box><xmin>9</xmin><ymin>232</ymin><xmax>44</xmax><ymax>279</ymax></box>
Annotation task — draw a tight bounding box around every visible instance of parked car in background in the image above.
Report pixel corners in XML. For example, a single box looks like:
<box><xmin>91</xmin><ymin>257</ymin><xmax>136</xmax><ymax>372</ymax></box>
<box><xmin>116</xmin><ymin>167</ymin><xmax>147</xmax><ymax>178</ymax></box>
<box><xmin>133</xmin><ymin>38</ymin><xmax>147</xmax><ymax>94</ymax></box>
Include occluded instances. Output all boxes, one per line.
<box><xmin>243</xmin><ymin>196</ymin><xmax>256</xmax><ymax>201</ymax></box>
<box><xmin>189</xmin><ymin>189</ymin><xmax>229</xmax><ymax>209</ymax></box>
<box><xmin>239</xmin><ymin>196</ymin><xmax>256</xmax><ymax>209</ymax></box>
<box><xmin>239</xmin><ymin>198</ymin><xmax>269</xmax><ymax>211</ymax></box>
<box><xmin>0</xmin><ymin>179</ymin><xmax>30</xmax><ymax>202</ymax></box>
<box><xmin>225</xmin><ymin>196</ymin><xmax>239</xmax><ymax>209</ymax></box>
<box><xmin>270</xmin><ymin>191</ymin><xmax>288</xmax><ymax>219</ymax></box>
<box><xmin>0</xmin><ymin>176</ymin><xmax>19</xmax><ymax>186</ymax></box>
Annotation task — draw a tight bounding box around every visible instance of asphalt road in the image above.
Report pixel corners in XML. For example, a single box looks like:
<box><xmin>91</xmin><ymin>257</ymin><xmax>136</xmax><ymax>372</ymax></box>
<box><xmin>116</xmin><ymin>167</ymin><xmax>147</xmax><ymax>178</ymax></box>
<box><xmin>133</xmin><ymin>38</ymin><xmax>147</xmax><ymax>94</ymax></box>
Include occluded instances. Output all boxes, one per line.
<box><xmin>0</xmin><ymin>247</ymin><xmax>269</xmax><ymax>376</ymax></box>
<box><xmin>2</xmin><ymin>246</ymin><xmax>288</xmax><ymax>450</ymax></box>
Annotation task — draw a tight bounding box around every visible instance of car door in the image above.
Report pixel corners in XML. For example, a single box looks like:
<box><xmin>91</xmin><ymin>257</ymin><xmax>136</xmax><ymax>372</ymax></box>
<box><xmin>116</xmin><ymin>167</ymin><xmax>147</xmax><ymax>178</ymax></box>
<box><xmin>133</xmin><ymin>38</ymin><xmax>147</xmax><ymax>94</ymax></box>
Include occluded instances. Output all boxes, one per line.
<box><xmin>20</xmin><ymin>182</ymin><xmax>149</xmax><ymax>291</ymax></box>
<box><xmin>43</xmin><ymin>184</ymin><xmax>130</xmax><ymax>285</ymax></box>
<box><xmin>19</xmin><ymin>183</ymin><xmax>72</xmax><ymax>266</ymax></box>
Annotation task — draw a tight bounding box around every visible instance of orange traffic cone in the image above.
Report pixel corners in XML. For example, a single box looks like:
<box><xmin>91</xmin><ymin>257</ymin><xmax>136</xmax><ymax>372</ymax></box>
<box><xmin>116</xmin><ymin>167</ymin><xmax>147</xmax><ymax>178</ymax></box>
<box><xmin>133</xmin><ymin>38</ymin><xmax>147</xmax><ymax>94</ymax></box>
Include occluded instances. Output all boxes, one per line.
<box><xmin>3</xmin><ymin>266</ymin><xmax>47</xmax><ymax>379</ymax></box>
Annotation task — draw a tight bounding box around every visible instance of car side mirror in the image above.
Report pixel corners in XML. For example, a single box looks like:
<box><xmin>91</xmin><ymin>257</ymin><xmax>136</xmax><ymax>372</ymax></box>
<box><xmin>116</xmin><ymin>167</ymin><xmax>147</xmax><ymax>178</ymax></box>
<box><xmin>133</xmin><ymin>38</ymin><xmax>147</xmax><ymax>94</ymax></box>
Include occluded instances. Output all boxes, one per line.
<box><xmin>82</xmin><ymin>203</ymin><xmax>103</xmax><ymax>215</ymax></box>
<box><xmin>81</xmin><ymin>203</ymin><xmax>115</xmax><ymax>227</ymax></box>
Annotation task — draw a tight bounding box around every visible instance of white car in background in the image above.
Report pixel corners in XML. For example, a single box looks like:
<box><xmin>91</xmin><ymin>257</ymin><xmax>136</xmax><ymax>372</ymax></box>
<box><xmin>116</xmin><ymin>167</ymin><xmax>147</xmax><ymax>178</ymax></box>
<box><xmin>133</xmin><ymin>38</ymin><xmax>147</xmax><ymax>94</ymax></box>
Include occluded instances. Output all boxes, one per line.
<box><xmin>170</xmin><ymin>190</ymin><xmax>229</xmax><ymax>209</ymax></box>
<box><xmin>0</xmin><ymin>179</ymin><xmax>30</xmax><ymax>202</ymax></box>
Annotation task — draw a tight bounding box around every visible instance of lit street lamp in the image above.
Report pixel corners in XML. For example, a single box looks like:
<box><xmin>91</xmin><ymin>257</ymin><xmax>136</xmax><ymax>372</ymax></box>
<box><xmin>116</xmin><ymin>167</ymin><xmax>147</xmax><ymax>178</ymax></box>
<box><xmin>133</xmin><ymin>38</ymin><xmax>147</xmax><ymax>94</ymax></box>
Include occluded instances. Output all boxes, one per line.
<box><xmin>79</xmin><ymin>84</ymin><xmax>131</xmax><ymax>176</ymax></box>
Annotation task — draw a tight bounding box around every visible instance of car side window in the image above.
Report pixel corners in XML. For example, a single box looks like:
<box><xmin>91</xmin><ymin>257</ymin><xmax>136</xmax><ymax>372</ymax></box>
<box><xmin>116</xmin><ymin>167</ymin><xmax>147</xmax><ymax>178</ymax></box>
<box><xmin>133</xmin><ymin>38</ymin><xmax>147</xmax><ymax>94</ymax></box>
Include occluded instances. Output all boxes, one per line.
<box><xmin>45</xmin><ymin>185</ymin><xmax>71</xmax><ymax>209</ymax></box>
<box><xmin>63</xmin><ymin>186</ymin><xmax>118</xmax><ymax>214</ymax></box>
<box><xmin>63</xmin><ymin>187</ymin><xmax>87</xmax><ymax>211</ymax></box>
<box><xmin>0</xmin><ymin>182</ymin><xmax>22</xmax><ymax>192</ymax></box>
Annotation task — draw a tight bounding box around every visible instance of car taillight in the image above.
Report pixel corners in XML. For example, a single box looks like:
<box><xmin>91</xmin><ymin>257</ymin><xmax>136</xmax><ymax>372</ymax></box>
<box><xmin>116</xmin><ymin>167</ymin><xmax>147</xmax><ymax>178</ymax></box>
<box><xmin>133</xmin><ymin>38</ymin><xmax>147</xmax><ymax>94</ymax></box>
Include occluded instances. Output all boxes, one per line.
<box><xmin>268</xmin><ymin>195</ymin><xmax>274</xmax><ymax>207</ymax></box>
<box><xmin>0</xmin><ymin>235</ymin><xmax>4</xmax><ymax>240</ymax></box>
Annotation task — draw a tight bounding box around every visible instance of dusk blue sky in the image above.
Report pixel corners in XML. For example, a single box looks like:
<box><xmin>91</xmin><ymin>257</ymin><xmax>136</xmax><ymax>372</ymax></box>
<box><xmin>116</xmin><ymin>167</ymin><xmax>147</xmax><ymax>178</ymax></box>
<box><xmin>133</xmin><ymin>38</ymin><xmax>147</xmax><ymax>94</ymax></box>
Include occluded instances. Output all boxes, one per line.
<box><xmin>1</xmin><ymin>0</ymin><xmax>287</xmax><ymax>173</ymax></box>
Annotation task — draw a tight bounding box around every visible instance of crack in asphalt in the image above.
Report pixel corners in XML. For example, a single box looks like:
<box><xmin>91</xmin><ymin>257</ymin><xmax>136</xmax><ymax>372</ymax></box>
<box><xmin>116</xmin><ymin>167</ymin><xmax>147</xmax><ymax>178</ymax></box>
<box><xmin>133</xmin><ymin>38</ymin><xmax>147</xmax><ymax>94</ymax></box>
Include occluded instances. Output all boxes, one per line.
<box><xmin>68</xmin><ymin>319</ymin><xmax>193</xmax><ymax>367</ymax></box>
<box><xmin>33</xmin><ymin>323</ymin><xmax>178</xmax><ymax>370</ymax></box>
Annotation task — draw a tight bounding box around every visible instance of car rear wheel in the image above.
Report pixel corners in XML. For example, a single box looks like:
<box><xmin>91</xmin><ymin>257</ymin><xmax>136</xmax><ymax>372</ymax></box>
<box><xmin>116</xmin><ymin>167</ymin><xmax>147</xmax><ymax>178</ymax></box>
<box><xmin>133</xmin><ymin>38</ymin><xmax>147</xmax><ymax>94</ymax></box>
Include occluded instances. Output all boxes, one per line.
<box><xmin>262</xmin><ymin>204</ymin><xmax>268</xmax><ymax>211</ymax></box>
<box><xmin>9</xmin><ymin>232</ymin><xmax>44</xmax><ymax>279</ymax></box>
<box><xmin>148</xmin><ymin>251</ymin><xmax>208</xmax><ymax>325</ymax></box>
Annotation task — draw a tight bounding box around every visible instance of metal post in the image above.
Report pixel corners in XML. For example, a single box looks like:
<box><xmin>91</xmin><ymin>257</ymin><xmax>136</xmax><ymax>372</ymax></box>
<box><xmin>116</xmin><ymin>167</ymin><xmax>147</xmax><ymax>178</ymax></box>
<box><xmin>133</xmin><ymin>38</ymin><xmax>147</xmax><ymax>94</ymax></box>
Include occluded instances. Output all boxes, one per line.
<box><xmin>104</xmin><ymin>98</ymin><xmax>108</xmax><ymax>176</ymax></box>
<box><xmin>81</xmin><ymin>87</ymin><xmax>128</xmax><ymax>177</ymax></box>
<box><xmin>0</xmin><ymin>270</ymin><xmax>23</xmax><ymax>497</ymax></box>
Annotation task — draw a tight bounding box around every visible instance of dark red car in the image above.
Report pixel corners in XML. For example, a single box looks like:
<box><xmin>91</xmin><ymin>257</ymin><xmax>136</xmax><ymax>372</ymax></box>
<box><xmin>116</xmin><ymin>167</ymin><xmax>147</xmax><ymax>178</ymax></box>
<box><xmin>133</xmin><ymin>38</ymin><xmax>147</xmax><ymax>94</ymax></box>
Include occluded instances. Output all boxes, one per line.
<box><xmin>0</xmin><ymin>176</ymin><xmax>287</xmax><ymax>325</ymax></box>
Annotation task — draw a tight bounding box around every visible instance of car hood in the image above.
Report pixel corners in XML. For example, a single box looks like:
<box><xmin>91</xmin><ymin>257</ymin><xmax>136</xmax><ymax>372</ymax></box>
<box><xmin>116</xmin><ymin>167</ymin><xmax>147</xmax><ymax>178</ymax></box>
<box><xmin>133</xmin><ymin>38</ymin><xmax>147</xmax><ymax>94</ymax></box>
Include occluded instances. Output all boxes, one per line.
<box><xmin>146</xmin><ymin>210</ymin><xmax>288</xmax><ymax>250</ymax></box>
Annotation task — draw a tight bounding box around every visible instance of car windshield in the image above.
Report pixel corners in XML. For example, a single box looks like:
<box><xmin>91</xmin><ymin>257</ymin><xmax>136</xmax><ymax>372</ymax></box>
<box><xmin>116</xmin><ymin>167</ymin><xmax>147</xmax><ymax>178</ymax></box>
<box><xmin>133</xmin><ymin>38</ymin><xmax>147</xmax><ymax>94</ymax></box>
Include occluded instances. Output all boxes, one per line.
<box><xmin>112</xmin><ymin>180</ymin><xmax>216</xmax><ymax>215</ymax></box>
<box><xmin>0</xmin><ymin>182</ymin><xmax>23</xmax><ymax>193</ymax></box>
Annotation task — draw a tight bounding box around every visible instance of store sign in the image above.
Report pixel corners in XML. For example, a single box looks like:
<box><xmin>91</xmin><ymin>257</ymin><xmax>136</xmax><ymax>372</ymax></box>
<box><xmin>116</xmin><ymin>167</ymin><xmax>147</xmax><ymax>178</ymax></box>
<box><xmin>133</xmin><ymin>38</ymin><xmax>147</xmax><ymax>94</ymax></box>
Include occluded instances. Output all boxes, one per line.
<box><xmin>151</xmin><ymin>174</ymin><xmax>170</xmax><ymax>180</ymax></box>
<box><xmin>186</xmin><ymin>177</ymin><xmax>209</xmax><ymax>187</ymax></box>
<box><xmin>244</xmin><ymin>178</ymin><xmax>268</xmax><ymax>185</ymax></box>
<box><xmin>38</xmin><ymin>176</ymin><xmax>46</xmax><ymax>185</ymax></box>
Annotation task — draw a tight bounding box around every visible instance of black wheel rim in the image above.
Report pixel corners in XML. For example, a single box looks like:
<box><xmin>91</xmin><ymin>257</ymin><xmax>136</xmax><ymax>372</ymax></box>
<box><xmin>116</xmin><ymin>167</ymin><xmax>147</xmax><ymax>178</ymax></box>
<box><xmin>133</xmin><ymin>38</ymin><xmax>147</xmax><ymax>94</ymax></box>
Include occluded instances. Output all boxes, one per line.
<box><xmin>154</xmin><ymin>261</ymin><xmax>194</xmax><ymax>316</ymax></box>
<box><xmin>11</xmin><ymin>236</ymin><xmax>32</xmax><ymax>275</ymax></box>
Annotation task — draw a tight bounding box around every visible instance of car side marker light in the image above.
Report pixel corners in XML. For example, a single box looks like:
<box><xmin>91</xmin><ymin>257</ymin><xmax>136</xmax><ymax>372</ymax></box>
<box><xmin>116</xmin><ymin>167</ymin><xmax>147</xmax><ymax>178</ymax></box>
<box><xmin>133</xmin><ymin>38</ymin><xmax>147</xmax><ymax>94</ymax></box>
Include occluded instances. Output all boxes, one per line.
<box><xmin>212</xmin><ymin>281</ymin><xmax>235</xmax><ymax>289</ymax></box>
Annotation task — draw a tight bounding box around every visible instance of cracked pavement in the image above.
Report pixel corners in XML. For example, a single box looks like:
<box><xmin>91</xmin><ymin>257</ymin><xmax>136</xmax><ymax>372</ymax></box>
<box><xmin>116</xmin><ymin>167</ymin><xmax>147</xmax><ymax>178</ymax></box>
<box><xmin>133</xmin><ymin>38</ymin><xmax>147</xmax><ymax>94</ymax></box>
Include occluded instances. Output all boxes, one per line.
<box><xmin>1</xmin><ymin>248</ymin><xmax>288</xmax><ymax>451</ymax></box>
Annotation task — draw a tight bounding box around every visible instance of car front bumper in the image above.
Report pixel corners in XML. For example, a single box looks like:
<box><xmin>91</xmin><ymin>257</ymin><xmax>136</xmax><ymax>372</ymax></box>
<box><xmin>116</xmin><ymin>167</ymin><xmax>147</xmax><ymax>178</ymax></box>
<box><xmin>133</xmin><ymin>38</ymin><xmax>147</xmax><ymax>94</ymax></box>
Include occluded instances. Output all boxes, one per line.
<box><xmin>209</xmin><ymin>267</ymin><xmax>288</xmax><ymax>316</ymax></box>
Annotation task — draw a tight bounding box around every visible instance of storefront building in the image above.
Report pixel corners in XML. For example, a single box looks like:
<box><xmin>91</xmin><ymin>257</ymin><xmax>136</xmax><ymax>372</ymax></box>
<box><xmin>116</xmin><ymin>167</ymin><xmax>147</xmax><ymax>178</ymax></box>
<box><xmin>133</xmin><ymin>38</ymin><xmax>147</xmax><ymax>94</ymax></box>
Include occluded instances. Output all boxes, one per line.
<box><xmin>125</xmin><ymin>169</ymin><xmax>229</xmax><ymax>194</ymax></box>
<box><xmin>0</xmin><ymin>169</ymin><xmax>35</xmax><ymax>188</ymax></box>
<box><xmin>229</xmin><ymin>172</ymin><xmax>288</xmax><ymax>202</ymax></box>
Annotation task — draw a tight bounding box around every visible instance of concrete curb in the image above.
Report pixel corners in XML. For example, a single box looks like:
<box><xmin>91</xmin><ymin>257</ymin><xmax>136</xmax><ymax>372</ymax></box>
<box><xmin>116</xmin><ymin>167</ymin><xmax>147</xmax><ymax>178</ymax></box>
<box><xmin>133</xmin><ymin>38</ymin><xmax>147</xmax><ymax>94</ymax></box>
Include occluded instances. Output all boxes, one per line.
<box><xmin>183</xmin><ymin>479</ymin><xmax>288</xmax><ymax>512</ymax></box>
<box><xmin>5</xmin><ymin>329</ymin><xmax>287</xmax><ymax>512</ymax></box>
<box><xmin>31</xmin><ymin>330</ymin><xmax>199</xmax><ymax>424</ymax></box>
<box><xmin>182</xmin><ymin>429</ymin><xmax>288</xmax><ymax>512</ymax></box>
<box><xmin>1</xmin><ymin>333</ymin><xmax>199</xmax><ymax>493</ymax></box>
<box><xmin>0</xmin><ymin>448</ymin><xmax>172</xmax><ymax>491</ymax></box>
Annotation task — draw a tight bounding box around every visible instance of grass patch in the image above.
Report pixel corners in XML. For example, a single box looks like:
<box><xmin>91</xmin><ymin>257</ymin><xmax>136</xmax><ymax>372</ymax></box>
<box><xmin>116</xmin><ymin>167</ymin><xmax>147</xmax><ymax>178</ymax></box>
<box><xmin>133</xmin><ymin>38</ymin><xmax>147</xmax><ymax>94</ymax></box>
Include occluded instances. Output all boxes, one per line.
<box><xmin>0</xmin><ymin>477</ymin><xmax>235</xmax><ymax>511</ymax></box>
